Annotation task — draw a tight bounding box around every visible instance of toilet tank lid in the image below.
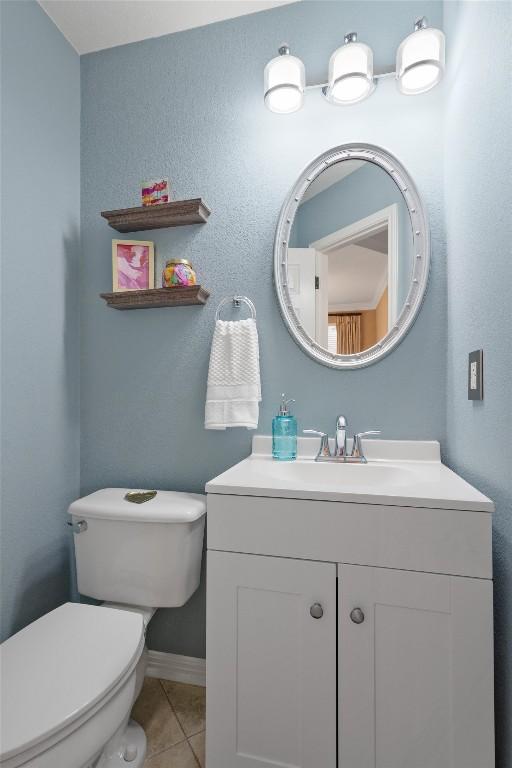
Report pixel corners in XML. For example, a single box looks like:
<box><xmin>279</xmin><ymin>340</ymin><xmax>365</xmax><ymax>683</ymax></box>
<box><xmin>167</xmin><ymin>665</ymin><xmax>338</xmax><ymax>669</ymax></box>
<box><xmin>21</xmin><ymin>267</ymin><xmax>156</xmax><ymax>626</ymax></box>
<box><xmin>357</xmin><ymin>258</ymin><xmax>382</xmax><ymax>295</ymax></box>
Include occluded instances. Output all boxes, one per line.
<box><xmin>69</xmin><ymin>488</ymin><xmax>206</xmax><ymax>523</ymax></box>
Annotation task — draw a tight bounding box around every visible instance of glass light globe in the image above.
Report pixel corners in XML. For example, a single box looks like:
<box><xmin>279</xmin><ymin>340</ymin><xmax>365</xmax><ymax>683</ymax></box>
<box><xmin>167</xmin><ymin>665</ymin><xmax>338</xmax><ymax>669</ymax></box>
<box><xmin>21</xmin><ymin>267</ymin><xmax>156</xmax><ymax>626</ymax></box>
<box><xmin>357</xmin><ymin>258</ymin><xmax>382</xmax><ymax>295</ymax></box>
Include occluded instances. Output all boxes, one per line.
<box><xmin>326</xmin><ymin>34</ymin><xmax>374</xmax><ymax>105</ymax></box>
<box><xmin>264</xmin><ymin>46</ymin><xmax>305</xmax><ymax>114</ymax></box>
<box><xmin>396</xmin><ymin>20</ymin><xmax>445</xmax><ymax>95</ymax></box>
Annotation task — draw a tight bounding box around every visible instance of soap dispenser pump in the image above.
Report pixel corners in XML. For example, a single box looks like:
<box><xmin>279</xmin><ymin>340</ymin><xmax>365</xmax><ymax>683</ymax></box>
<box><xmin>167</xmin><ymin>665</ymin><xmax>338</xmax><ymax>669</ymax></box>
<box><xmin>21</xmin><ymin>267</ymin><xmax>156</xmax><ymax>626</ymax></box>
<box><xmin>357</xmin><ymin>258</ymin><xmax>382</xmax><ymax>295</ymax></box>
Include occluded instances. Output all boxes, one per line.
<box><xmin>272</xmin><ymin>394</ymin><xmax>297</xmax><ymax>461</ymax></box>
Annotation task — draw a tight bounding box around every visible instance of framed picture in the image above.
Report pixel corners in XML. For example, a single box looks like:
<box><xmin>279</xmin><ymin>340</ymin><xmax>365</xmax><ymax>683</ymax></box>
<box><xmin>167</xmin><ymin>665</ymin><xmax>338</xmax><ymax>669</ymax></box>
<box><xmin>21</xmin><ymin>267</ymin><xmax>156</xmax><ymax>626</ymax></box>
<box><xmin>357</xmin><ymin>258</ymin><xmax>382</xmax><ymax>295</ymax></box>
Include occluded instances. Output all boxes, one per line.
<box><xmin>112</xmin><ymin>239</ymin><xmax>155</xmax><ymax>292</ymax></box>
<box><xmin>141</xmin><ymin>178</ymin><xmax>169</xmax><ymax>206</ymax></box>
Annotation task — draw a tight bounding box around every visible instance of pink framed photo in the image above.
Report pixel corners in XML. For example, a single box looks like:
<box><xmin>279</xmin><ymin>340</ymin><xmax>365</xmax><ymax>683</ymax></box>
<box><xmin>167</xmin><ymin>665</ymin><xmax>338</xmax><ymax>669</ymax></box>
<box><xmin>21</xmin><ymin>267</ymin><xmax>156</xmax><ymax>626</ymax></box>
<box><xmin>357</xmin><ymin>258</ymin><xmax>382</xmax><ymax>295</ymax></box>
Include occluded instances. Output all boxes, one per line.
<box><xmin>112</xmin><ymin>239</ymin><xmax>155</xmax><ymax>292</ymax></box>
<box><xmin>141</xmin><ymin>178</ymin><xmax>169</xmax><ymax>206</ymax></box>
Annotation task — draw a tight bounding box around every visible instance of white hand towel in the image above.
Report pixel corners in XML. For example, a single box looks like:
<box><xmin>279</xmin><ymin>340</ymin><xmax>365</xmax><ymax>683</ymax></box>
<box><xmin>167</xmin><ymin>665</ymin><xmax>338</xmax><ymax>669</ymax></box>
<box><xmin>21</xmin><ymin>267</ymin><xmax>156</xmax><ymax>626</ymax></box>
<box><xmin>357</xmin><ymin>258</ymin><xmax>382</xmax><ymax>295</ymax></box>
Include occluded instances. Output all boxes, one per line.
<box><xmin>205</xmin><ymin>318</ymin><xmax>261</xmax><ymax>430</ymax></box>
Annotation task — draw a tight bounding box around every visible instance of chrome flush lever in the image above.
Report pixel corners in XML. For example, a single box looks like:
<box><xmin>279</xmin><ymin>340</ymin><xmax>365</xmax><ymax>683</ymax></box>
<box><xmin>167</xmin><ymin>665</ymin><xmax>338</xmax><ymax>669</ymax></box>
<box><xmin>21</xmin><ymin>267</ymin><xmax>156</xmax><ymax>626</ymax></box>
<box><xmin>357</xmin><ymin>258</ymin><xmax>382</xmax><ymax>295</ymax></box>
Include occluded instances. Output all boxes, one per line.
<box><xmin>67</xmin><ymin>519</ymin><xmax>88</xmax><ymax>534</ymax></box>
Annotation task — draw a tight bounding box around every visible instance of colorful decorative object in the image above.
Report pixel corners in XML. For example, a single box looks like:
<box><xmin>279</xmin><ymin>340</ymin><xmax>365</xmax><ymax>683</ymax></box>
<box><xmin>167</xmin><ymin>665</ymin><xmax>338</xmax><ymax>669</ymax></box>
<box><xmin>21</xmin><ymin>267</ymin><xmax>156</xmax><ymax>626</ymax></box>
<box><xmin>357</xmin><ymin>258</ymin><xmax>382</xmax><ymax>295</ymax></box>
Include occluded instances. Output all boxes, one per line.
<box><xmin>112</xmin><ymin>239</ymin><xmax>155</xmax><ymax>292</ymax></box>
<box><xmin>141</xmin><ymin>178</ymin><xmax>169</xmax><ymax>206</ymax></box>
<box><xmin>162</xmin><ymin>259</ymin><xmax>197</xmax><ymax>288</ymax></box>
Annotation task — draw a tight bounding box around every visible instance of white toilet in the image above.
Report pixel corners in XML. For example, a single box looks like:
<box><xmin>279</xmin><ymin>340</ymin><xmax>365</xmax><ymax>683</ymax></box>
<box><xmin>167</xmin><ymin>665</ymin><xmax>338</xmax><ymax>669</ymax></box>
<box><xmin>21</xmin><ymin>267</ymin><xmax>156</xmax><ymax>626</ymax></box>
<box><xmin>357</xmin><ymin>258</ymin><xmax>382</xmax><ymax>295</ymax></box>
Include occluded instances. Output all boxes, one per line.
<box><xmin>0</xmin><ymin>488</ymin><xmax>206</xmax><ymax>768</ymax></box>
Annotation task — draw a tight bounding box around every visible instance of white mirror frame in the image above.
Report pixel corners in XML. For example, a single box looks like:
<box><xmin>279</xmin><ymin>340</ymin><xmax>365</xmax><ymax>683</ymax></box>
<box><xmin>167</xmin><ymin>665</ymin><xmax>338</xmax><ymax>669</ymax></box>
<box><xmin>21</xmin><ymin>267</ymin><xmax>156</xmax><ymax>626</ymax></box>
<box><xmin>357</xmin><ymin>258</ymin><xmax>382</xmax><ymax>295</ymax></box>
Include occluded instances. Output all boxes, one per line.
<box><xmin>274</xmin><ymin>143</ymin><xmax>430</xmax><ymax>369</ymax></box>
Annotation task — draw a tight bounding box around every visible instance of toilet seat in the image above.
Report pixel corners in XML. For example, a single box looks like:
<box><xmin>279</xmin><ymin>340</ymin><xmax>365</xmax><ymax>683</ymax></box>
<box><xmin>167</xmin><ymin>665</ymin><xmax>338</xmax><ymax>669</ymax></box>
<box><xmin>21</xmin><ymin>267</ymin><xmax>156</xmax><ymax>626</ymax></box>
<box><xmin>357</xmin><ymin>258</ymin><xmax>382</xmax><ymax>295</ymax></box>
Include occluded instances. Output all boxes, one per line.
<box><xmin>0</xmin><ymin>603</ymin><xmax>144</xmax><ymax>766</ymax></box>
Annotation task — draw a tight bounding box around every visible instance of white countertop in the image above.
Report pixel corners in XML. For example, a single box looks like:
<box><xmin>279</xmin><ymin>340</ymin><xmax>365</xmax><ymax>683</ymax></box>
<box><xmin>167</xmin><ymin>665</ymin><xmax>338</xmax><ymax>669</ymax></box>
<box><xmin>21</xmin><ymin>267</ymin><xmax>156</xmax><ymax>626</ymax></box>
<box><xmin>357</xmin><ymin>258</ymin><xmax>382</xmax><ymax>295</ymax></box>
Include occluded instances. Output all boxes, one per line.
<box><xmin>205</xmin><ymin>437</ymin><xmax>494</xmax><ymax>512</ymax></box>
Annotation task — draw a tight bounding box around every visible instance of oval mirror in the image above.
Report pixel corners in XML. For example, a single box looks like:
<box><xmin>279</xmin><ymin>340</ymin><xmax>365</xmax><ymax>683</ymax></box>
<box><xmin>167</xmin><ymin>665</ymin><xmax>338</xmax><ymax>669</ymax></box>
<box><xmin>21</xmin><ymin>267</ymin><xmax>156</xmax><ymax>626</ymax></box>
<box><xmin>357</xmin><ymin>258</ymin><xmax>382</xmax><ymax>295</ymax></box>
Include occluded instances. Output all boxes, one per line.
<box><xmin>274</xmin><ymin>144</ymin><xmax>430</xmax><ymax>368</ymax></box>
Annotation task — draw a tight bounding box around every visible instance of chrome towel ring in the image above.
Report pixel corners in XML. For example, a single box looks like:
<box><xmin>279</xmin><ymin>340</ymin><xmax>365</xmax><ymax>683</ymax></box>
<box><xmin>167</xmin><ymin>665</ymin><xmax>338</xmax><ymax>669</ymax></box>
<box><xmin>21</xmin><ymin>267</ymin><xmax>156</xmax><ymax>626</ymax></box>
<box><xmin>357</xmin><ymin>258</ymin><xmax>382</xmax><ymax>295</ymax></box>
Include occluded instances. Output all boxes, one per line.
<box><xmin>215</xmin><ymin>295</ymin><xmax>257</xmax><ymax>321</ymax></box>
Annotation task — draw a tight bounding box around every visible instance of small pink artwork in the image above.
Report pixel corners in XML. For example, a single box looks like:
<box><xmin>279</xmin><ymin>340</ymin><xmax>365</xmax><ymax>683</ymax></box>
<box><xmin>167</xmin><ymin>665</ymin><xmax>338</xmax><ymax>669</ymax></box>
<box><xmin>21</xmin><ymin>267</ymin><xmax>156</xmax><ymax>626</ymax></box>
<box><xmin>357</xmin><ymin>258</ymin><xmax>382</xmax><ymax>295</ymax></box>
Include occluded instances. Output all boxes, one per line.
<box><xmin>112</xmin><ymin>240</ymin><xmax>155</xmax><ymax>292</ymax></box>
<box><xmin>142</xmin><ymin>178</ymin><xmax>169</xmax><ymax>206</ymax></box>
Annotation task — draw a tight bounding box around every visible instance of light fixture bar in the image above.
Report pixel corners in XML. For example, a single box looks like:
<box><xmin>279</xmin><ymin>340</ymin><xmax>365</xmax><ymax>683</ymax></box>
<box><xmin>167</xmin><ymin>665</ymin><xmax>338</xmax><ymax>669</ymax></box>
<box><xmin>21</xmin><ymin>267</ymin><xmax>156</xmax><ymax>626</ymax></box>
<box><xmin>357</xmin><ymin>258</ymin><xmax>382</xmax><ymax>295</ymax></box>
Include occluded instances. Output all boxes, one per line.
<box><xmin>263</xmin><ymin>16</ymin><xmax>445</xmax><ymax>112</ymax></box>
<box><xmin>304</xmin><ymin>66</ymin><xmax>395</xmax><ymax>92</ymax></box>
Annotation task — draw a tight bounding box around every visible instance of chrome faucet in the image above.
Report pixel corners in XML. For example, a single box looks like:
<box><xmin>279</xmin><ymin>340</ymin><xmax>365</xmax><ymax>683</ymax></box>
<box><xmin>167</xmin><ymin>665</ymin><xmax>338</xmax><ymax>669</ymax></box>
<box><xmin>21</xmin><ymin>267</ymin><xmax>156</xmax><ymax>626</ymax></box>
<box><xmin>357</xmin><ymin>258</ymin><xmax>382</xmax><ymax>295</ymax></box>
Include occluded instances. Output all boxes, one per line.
<box><xmin>304</xmin><ymin>417</ymin><xmax>381</xmax><ymax>463</ymax></box>
<box><xmin>334</xmin><ymin>414</ymin><xmax>348</xmax><ymax>457</ymax></box>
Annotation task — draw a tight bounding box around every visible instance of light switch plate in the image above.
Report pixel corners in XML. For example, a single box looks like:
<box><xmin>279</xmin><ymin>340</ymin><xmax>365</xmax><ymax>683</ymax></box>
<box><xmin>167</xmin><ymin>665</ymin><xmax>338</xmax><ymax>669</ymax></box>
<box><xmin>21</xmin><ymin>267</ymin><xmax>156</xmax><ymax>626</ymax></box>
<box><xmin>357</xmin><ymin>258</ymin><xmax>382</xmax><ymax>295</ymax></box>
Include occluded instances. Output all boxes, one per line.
<box><xmin>468</xmin><ymin>350</ymin><xmax>483</xmax><ymax>400</ymax></box>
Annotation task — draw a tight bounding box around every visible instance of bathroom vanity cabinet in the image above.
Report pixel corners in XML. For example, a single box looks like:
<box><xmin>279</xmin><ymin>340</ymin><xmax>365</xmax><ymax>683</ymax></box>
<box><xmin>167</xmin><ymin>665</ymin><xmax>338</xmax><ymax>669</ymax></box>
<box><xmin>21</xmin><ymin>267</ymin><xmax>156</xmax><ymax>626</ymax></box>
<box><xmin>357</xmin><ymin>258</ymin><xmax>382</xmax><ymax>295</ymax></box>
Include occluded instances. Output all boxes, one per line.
<box><xmin>205</xmin><ymin>441</ymin><xmax>495</xmax><ymax>768</ymax></box>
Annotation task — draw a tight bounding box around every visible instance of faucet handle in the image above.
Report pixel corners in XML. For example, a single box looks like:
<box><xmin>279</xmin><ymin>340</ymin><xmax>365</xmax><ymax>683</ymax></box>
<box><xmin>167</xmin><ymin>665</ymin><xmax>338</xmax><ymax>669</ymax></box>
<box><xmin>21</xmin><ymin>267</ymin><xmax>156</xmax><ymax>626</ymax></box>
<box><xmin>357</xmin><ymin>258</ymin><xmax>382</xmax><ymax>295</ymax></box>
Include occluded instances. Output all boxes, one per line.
<box><xmin>303</xmin><ymin>429</ymin><xmax>331</xmax><ymax>458</ymax></box>
<box><xmin>351</xmin><ymin>430</ymin><xmax>381</xmax><ymax>458</ymax></box>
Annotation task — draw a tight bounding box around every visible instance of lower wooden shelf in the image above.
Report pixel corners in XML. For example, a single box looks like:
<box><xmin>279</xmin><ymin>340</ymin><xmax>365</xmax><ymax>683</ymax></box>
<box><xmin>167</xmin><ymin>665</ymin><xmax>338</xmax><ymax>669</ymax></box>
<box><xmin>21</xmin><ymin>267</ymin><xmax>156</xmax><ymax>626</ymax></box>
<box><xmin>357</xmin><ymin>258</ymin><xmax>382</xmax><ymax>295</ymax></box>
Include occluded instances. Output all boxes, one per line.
<box><xmin>100</xmin><ymin>285</ymin><xmax>210</xmax><ymax>309</ymax></box>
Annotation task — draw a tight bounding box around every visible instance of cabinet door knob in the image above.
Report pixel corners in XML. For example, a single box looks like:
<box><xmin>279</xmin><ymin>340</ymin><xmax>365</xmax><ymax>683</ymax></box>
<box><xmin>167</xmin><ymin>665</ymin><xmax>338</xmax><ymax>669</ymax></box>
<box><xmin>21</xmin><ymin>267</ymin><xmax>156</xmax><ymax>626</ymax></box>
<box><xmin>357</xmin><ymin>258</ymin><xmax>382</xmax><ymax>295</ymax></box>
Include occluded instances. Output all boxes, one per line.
<box><xmin>310</xmin><ymin>603</ymin><xmax>324</xmax><ymax>619</ymax></box>
<box><xmin>350</xmin><ymin>607</ymin><xmax>365</xmax><ymax>624</ymax></box>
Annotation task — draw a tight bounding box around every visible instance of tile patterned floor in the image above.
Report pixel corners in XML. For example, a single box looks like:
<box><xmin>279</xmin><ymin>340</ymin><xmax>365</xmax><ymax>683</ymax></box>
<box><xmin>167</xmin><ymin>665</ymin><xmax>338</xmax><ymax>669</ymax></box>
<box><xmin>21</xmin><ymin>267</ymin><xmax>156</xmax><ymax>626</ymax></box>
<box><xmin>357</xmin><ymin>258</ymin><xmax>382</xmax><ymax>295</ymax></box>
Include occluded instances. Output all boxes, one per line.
<box><xmin>131</xmin><ymin>678</ymin><xmax>205</xmax><ymax>767</ymax></box>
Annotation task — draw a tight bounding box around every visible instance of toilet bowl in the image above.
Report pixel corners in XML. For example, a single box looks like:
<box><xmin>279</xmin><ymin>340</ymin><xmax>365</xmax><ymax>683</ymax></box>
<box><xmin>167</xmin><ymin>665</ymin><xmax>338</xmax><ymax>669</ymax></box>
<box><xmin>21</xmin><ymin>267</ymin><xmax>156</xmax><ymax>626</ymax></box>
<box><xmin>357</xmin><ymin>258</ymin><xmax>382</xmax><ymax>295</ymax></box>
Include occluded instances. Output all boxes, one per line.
<box><xmin>0</xmin><ymin>489</ymin><xmax>206</xmax><ymax>768</ymax></box>
<box><xmin>0</xmin><ymin>603</ymin><xmax>146</xmax><ymax>768</ymax></box>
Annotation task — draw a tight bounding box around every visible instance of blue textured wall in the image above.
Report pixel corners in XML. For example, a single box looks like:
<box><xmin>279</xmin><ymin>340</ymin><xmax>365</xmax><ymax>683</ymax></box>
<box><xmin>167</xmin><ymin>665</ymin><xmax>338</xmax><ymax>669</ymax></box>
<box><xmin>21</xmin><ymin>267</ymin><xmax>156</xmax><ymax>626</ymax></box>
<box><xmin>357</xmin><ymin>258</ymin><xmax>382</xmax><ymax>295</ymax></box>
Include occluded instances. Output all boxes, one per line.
<box><xmin>81</xmin><ymin>0</ymin><xmax>445</xmax><ymax>657</ymax></box>
<box><xmin>292</xmin><ymin>163</ymin><xmax>413</xmax><ymax>307</ymax></box>
<box><xmin>443</xmin><ymin>2</ymin><xmax>512</xmax><ymax>763</ymax></box>
<box><xmin>0</xmin><ymin>1</ymin><xmax>80</xmax><ymax>640</ymax></box>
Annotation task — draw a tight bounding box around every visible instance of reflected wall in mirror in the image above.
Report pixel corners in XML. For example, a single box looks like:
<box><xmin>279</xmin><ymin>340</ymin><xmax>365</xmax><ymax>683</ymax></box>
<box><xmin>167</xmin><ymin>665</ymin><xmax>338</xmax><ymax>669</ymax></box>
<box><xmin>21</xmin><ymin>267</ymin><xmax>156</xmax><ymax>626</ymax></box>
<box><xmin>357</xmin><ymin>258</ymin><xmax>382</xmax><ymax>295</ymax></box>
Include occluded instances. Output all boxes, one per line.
<box><xmin>275</xmin><ymin>145</ymin><xmax>429</xmax><ymax>368</ymax></box>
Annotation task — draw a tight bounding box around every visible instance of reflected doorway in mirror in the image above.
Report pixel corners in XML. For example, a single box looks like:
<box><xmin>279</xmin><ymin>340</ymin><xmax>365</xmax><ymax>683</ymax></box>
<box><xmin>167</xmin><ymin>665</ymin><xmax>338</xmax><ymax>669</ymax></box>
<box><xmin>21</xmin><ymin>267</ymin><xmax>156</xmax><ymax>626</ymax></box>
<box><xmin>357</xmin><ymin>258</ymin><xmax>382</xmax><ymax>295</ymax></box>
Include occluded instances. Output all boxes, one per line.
<box><xmin>275</xmin><ymin>144</ymin><xmax>429</xmax><ymax>368</ymax></box>
<box><xmin>289</xmin><ymin>204</ymin><xmax>401</xmax><ymax>354</ymax></box>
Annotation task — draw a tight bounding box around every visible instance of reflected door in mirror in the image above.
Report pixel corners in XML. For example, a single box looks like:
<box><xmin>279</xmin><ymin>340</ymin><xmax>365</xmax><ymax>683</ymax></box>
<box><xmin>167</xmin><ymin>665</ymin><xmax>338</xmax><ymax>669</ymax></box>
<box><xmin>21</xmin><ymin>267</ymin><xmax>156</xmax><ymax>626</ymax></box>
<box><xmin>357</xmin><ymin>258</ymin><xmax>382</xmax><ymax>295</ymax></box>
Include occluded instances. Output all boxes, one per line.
<box><xmin>288</xmin><ymin>159</ymin><xmax>414</xmax><ymax>355</ymax></box>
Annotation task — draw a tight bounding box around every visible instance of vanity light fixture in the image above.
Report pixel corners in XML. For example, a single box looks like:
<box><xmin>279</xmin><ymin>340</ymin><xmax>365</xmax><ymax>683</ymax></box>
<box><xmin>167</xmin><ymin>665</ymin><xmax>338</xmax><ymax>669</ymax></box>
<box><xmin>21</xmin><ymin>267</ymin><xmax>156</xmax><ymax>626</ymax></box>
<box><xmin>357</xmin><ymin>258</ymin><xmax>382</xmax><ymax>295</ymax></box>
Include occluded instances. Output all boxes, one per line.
<box><xmin>264</xmin><ymin>44</ymin><xmax>305</xmax><ymax>114</ymax></box>
<box><xmin>325</xmin><ymin>32</ymin><xmax>374</xmax><ymax>105</ymax></box>
<box><xmin>264</xmin><ymin>17</ymin><xmax>445</xmax><ymax>112</ymax></box>
<box><xmin>396</xmin><ymin>17</ymin><xmax>445</xmax><ymax>95</ymax></box>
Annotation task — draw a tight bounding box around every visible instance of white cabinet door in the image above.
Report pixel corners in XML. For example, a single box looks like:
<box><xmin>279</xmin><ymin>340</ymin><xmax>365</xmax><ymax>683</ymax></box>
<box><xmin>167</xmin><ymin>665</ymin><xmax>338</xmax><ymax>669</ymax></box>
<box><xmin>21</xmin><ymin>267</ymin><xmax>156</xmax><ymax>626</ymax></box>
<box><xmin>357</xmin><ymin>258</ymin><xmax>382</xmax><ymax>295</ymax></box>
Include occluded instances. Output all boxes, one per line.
<box><xmin>338</xmin><ymin>564</ymin><xmax>494</xmax><ymax>768</ymax></box>
<box><xmin>206</xmin><ymin>551</ymin><xmax>337</xmax><ymax>768</ymax></box>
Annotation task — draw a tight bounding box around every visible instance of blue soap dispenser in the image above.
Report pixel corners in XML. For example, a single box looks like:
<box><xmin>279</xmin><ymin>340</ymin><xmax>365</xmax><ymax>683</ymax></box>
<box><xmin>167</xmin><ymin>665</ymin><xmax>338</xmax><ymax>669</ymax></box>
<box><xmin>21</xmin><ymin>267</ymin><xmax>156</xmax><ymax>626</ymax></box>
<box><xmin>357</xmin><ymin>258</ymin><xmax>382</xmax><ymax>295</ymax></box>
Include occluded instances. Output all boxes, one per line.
<box><xmin>272</xmin><ymin>394</ymin><xmax>297</xmax><ymax>461</ymax></box>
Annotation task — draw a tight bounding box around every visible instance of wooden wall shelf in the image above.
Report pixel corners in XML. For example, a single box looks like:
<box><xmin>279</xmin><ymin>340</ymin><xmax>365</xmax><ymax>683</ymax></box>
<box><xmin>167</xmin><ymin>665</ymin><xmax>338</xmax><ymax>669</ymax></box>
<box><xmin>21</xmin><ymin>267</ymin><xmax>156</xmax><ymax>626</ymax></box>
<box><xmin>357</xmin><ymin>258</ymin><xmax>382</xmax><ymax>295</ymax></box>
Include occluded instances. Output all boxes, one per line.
<box><xmin>101</xmin><ymin>198</ymin><xmax>211</xmax><ymax>233</ymax></box>
<box><xmin>100</xmin><ymin>285</ymin><xmax>210</xmax><ymax>310</ymax></box>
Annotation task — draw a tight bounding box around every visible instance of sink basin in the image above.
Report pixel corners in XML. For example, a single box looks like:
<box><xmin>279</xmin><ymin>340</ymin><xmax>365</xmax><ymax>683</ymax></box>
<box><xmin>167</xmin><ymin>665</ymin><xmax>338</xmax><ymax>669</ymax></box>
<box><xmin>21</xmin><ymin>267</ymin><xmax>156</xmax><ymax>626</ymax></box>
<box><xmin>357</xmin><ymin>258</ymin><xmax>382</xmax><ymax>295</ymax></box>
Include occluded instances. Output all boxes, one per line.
<box><xmin>205</xmin><ymin>436</ymin><xmax>494</xmax><ymax>512</ymax></box>
<box><xmin>249</xmin><ymin>458</ymin><xmax>413</xmax><ymax>492</ymax></box>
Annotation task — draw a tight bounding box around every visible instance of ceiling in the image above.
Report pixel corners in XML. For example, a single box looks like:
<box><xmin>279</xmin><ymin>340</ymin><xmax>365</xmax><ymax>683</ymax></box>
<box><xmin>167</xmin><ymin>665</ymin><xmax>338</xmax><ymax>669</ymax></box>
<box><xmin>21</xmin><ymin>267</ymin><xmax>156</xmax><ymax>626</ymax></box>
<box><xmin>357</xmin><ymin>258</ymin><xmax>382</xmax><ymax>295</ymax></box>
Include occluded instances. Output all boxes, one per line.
<box><xmin>301</xmin><ymin>160</ymin><xmax>365</xmax><ymax>204</ymax></box>
<box><xmin>357</xmin><ymin>228</ymin><xmax>388</xmax><ymax>254</ymax></box>
<box><xmin>38</xmin><ymin>0</ymin><xmax>297</xmax><ymax>55</ymax></box>
<box><xmin>327</xmin><ymin>244</ymin><xmax>388</xmax><ymax>310</ymax></box>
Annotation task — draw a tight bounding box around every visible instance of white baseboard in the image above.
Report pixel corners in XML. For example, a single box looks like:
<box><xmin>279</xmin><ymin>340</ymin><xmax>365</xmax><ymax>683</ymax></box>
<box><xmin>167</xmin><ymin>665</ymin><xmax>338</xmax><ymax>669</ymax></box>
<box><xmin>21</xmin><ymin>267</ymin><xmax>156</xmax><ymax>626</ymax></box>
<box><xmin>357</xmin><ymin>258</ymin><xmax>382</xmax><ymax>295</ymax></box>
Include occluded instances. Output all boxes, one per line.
<box><xmin>146</xmin><ymin>650</ymin><xmax>206</xmax><ymax>687</ymax></box>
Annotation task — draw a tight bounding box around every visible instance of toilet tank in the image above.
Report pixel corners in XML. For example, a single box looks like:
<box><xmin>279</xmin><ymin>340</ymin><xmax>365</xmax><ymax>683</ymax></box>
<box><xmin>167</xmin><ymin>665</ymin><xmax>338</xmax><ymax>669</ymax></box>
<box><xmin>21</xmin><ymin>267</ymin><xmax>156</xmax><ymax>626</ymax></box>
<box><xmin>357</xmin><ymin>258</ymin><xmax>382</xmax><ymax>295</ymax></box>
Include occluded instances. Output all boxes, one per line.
<box><xmin>69</xmin><ymin>489</ymin><xmax>206</xmax><ymax>608</ymax></box>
